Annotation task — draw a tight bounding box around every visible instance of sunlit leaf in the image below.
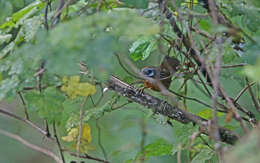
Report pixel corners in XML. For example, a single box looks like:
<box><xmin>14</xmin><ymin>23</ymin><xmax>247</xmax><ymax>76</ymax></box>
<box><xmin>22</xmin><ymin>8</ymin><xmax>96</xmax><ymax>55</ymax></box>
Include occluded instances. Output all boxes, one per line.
<box><xmin>129</xmin><ymin>37</ymin><xmax>157</xmax><ymax>61</ymax></box>
<box><xmin>61</xmin><ymin>76</ymin><xmax>96</xmax><ymax>99</ymax></box>
<box><xmin>197</xmin><ymin>108</ymin><xmax>224</xmax><ymax>120</ymax></box>
<box><xmin>0</xmin><ymin>0</ymin><xmax>44</xmax><ymax>29</ymax></box>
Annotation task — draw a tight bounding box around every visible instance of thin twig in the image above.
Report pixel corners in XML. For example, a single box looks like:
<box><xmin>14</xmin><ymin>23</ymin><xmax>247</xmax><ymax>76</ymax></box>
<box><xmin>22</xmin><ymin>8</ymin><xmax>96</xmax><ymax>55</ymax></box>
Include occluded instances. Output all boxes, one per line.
<box><xmin>219</xmin><ymin>86</ymin><xmax>249</xmax><ymax>134</ymax></box>
<box><xmin>17</xmin><ymin>91</ymin><xmax>30</xmax><ymax>120</ymax></box>
<box><xmin>222</xmin><ymin>64</ymin><xmax>247</xmax><ymax>69</ymax></box>
<box><xmin>168</xmin><ymin>89</ymin><xmax>212</xmax><ymax>108</ymax></box>
<box><xmin>69</xmin><ymin>152</ymin><xmax>110</xmax><ymax>163</ymax></box>
<box><xmin>0</xmin><ymin>129</ymin><xmax>62</xmax><ymax>163</ymax></box>
<box><xmin>234</xmin><ymin>81</ymin><xmax>256</xmax><ymax>103</ymax></box>
<box><xmin>53</xmin><ymin>122</ymin><xmax>66</xmax><ymax>163</ymax></box>
<box><xmin>115</xmin><ymin>54</ymin><xmax>142</xmax><ymax>80</ymax></box>
<box><xmin>245</xmin><ymin>77</ymin><xmax>260</xmax><ymax>114</ymax></box>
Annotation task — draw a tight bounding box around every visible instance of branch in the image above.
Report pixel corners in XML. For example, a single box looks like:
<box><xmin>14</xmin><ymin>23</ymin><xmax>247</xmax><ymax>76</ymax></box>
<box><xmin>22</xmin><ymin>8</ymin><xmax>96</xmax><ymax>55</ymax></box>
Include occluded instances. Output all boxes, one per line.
<box><xmin>107</xmin><ymin>76</ymin><xmax>238</xmax><ymax>145</ymax></box>
<box><xmin>53</xmin><ymin>122</ymin><xmax>65</xmax><ymax>163</ymax></box>
<box><xmin>0</xmin><ymin>129</ymin><xmax>62</xmax><ymax>163</ymax></box>
<box><xmin>246</xmin><ymin>77</ymin><xmax>260</xmax><ymax>114</ymax></box>
<box><xmin>0</xmin><ymin>107</ymin><xmax>54</xmax><ymax>140</ymax></box>
<box><xmin>17</xmin><ymin>91</ymin><xmax>30</xmax><ymax>120</ymax></box>
<box><xmin>69</xmin><ymin>152</ymin><xmax>110</xmax><ymax>163</ymax></box>
<box><xmin>158</xmin><ymin>0</ymin><xmax>257</xmax><ymax>123</ymax></box>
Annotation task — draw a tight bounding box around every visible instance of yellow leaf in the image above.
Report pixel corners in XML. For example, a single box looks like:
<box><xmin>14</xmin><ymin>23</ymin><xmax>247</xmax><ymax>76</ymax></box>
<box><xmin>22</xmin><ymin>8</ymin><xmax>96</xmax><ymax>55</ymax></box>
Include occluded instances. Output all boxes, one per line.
<box><xmin>182</xmin><ymin>0</ymin><xmax>199</xmax><ymax>8</ymax></box>
<box><xmin>81</xmin><ymin>123</ymin><xmax>92</xmax><ymax>143</ymax></box>
<box><xmin>77</xmin><ymin>83</ymin><xmax>96</xmax><ymax>97</ymax></box>
<box><xmin>62</xmin><ymin>128</ymin><xmax>79</xmax><ymax>142</ymax></box>
<box><xmin>70</xmin><ymin>76</ymin><xmax>80</xmax><ymax>83</ymax></box>
<box><xmin>62</xmin><ymin>123</ymin><xmax>94</xmax><ymax>153</ymax></box>
<box><xmin>61</xmin><ymin>75</ymin><xmax>96</xmax><ymax>99</ymax></box>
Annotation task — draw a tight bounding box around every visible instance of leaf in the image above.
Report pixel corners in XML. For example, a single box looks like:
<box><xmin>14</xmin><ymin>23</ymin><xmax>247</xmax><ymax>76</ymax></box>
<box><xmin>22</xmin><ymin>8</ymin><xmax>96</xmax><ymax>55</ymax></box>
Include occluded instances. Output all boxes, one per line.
<box><xmin>137</xmin><ymin>139</ymin><xmax>172</xmax><ymax>160</ymax></box>
<box><xmin>120</xmin><ymin>0</ymin><xmax>149</xmax><ymax>9</ymax></box>
<box><xmin>62</xmin><ymin>123</ymin><xmax>93</xmax><ymax>153</ymax></box>
<box><xmin>191</xmin><ymin>148</ymin><xmax>214</xmax><ymax>163</ymax></box>
<box><xmin>0</xmin><ymin>75</ymin><xmax>19</xmax><ymax>100</ymax></box>
<box><xmin>198</xmin><ymin>19</ymin><xmax>211</xmax><ymax>32</ymax></box>
<box><xmin>197</xmin><ymin>108</ymin><xmax>224</xmax><ymax>120</ymax></box>
<box><xmin>62</xmin><ymin>124</ymin><xmax>91</xmax><ymax>142</ymax></box>
<box><xmin>62</xmin><ymin>128</ymin><xmax>79</xmax><ymax>142</ymax></box>
<box><xmin>129</xmin><ymin>37</ymin><xmax>157</xmax><ymax>61</ymax></box>
<box><xmin>61</xmin><ymin>76</ymin><xmax>96</xmax><ymax>99</ymax></box>
<box><xmin>23</xmin><ymin>16</ymin><xmax>42</xmax><ymax>42</ymax></box>
<box><xmin>43</xmin><ymin>9</ymin><xmax>159</xmax><ymax>80</ymax></box>
<box><xmin>0</xmin><ymin>0</ymin><xmax>44</xmax><ymax>29</ymax></box>
<box><xmin>24</xmin><ymin>87</ymin><xmax>66</xmax><ymax>123</ymax></box>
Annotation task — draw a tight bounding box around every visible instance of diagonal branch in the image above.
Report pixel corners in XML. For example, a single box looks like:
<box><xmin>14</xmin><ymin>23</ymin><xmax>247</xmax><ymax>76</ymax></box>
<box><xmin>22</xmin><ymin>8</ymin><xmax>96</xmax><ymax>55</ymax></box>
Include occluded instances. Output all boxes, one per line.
<box><xmin>0</xmin><ymin>107</ymin><xmax>54</xmax><ymax>140</ymax></box>
<box><xmin>0</xmin><ymin>129</ymin><xmax>62</xmax><ymax>163</ymax></box>
<box><xmin>107</xmin><ymin>75</ymin><xmax>238</xmax><ymax>145</ymax></box>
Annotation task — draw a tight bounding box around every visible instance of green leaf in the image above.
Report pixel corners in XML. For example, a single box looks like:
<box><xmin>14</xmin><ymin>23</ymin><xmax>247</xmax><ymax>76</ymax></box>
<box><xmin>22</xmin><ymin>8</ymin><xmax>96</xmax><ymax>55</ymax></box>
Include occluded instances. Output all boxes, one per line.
<box><xmin>197</xmin><ymin>108</ymin><xmax>224</xmax><ymax>120</ymax></box>
<box><xmin>23</xmin><ymin>16</ymin><xmax>42</xmax><ymax>42</ymax></box>
<box><xmin>199</xmin><ymin>19</ymin><xmax>211</xmax><ymax>32</ymax></box>
<box><xmin>0</xmin><ymin>0</ymin><xmax>44</xmax><ymax>29</ymax></box>
<box><xmin>43</xmin><ymin>10</ymin><xmax>159</xmax><ymax>80</ymax></box>
<box><xmin>138</xmin><ymin>139</ymin><xmax>172</xmax><ymax>159</ymax></box>
<box><xmin>191</xmin><ymin>148</ymin><xmax>214</xmax><ymax>163</ymax></box>
<box><xmin>23</xmin><ymin>90</ymin><xmax>42</xmax><ymax>111</ymax></box>
<box><xmin>129</xmin><ymin>37</ymin><xmax>157</xmax><ymax>61</ymax></box>
<box><xmin>0</xmin><ymin>75</ymin><xmax>19</xmax><ymax>100</ymax></box>
<box><xmin>24</xmin><ymin>87</ymin><xmax>66</xmax><ymax>124</ymax></box>
<box><xmin>120</xmin><ymin>0</ymin><xmax>149</xmax><ymax>9</ymax></box>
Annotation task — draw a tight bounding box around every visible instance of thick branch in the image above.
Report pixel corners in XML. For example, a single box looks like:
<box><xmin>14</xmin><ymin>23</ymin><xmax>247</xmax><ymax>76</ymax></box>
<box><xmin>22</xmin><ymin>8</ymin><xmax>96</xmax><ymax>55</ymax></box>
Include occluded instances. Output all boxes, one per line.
<box><xmin>107</xmin><ymin>76</ymin><xmax>238</xmax><ymax>145</ymax></box>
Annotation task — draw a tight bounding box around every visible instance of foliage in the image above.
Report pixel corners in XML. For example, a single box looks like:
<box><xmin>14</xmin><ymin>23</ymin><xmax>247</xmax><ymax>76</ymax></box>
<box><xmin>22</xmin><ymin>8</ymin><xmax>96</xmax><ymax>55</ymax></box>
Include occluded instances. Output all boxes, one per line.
<box><xmin>0</xmin><ymin>0</ymin><xmax>260</xmax><ymax>163</ymax></box>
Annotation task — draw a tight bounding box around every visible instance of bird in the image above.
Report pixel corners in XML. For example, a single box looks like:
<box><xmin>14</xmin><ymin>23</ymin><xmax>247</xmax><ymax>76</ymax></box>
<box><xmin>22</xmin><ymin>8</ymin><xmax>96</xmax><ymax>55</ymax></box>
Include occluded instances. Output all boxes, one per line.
<box><xmin>141</xmin><ymin>56</ymin><xmax>180</xmax><ymax>91</ymax></box>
